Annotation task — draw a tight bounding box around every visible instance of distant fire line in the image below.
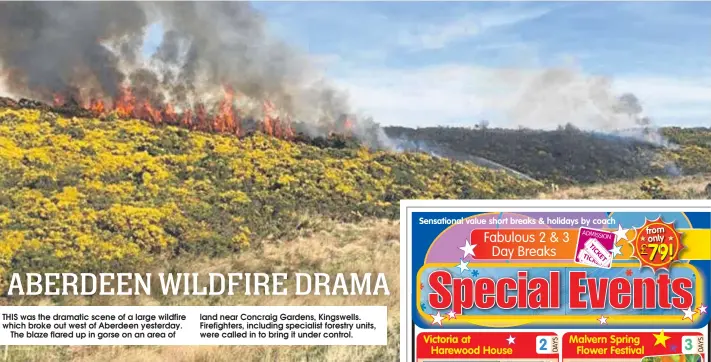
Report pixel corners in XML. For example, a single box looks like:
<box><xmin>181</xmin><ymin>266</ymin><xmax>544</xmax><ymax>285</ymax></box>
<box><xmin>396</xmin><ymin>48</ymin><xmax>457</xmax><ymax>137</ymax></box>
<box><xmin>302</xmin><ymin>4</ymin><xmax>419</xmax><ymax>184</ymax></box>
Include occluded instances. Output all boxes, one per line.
<box><xmin>0</xmin><ymin>95</ymin><xmax>359</xmax><ymax>143</ymax></box>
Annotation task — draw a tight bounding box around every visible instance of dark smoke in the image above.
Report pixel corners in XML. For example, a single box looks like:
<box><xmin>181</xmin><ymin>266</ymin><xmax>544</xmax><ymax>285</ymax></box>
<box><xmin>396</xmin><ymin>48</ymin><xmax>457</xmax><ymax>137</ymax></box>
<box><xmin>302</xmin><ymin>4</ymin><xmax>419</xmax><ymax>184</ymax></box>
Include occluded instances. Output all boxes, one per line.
<box><xmin>610</xmin><ymin>92</ymin><xmax>676</xmax><ymax>148</ymax></box>
<box><xmin>0</xmin><ymin>1</ymin><xmax>387</xmax><ymax>145</ymax></box>
<box><xmin>0</xmin><ymin>2</ymin><xmax>146</xmax><ymax>100</ymax></box>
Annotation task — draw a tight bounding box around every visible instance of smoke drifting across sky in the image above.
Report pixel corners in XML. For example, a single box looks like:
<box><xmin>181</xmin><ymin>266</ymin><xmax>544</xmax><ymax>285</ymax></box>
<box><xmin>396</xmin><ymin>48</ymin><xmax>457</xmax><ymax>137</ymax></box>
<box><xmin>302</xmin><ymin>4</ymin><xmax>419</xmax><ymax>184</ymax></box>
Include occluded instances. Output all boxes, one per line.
<box><xmin>255</xmin><ymin>1</ymin><xmax>710</xmax><ymax>131</ymax></box>
<box><xmin>0</xmin><ymin>1</ymin><xmax>694</xmax><ymax>147</ymax></box>
<box><xmin>0</xmin><ymin>1</ymin><xmax>362</xmax><ymax>136</ymax></box>
<box><xmin>500</xmin><ymin>65</ymin><xmax>653</xmax><ymax>131</ymax></box>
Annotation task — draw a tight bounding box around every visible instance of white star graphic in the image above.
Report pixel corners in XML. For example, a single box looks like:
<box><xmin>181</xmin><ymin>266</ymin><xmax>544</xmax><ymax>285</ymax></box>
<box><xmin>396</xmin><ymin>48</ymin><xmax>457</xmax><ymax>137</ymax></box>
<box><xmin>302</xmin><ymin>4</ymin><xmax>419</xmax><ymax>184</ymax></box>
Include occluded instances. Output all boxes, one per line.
<box><xmin>506</xmin><ymin>335</ymin><xmax>516</xmax><ymax>345</ymax></box>
<box><xmin>609</xmin><ymin>244</ymin><xmax>623</xmax><ymax>258</ymax></box>
<box><xmin>598</xmin><ymin>315</ymin><xmax>608</xmax><ymax>325</ymax></box>
<box><xmin>459</xmin><ymin>239</ymin><xmax>477</xmax><ymax>258</ymax></box>
<box><xmin>698</xmin><ymin>304</ymin><xmax>708</xmax><ymax>315</ymax></box>
<box><xmin>457</xmin><ymin>259</ymin><xmax>470</xmax><ymax>273</ymax></box>
<box><xmin>682</xmin><ymin>307</ymin><xmax>697</xmax><ymax>322</ymax></box>
<box><xmin>613</xmin><ymin>224</ymin><xmax>630</xmax><ymax>242</ymax></box>
<box><xmin>447</xmin><ymin>310</ymin><xmax>457</xmax><ymax>320</ymax></box>
<box><xmin>431</xmin><ymin>312</ymin><xmax>445</xmax><ymax>326</ymax></box>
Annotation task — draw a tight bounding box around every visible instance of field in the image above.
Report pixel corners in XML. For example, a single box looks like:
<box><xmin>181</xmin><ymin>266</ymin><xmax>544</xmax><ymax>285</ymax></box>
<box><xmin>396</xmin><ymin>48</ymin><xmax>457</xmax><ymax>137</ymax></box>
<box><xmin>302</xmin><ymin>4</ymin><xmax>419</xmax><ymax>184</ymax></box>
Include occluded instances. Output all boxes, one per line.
<box><xmin>1</xmin><ymin>105</ymin><xmax>710</xmax><ymax>361</ymax></box>
<box><xmin>2</xmin><ymin>219</ymin><xmax>400</xmax><ymax>362</ymax></box>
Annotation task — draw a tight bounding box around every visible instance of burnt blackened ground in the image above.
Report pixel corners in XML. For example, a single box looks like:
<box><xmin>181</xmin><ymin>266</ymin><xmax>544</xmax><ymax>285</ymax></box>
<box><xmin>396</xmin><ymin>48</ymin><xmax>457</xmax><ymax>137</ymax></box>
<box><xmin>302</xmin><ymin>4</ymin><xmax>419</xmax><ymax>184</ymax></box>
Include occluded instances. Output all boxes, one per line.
<box><xmin>384</xmin><ymin>125</ymin><xmax>711</xmax><ymax>185</ymax></box>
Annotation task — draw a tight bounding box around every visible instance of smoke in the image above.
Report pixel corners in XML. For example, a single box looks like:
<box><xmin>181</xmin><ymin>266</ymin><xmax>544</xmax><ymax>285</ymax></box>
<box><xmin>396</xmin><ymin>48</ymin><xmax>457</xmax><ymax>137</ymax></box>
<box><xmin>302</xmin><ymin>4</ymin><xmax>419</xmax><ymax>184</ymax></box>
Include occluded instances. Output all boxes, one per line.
<box><xmin>0</xmin><ymin>2</ymin><xmax>679</xmax><ymax>155</ymax></box>
<box><xmin>0</xmin><ymin>2</ymin><xmax>146</xmax><ymax>100</ymax></box>
<box><xmin>501</xmin><ymin>65</ymin><xmax>672</xmax><ymax>146</ymax></box>
<box><xmin>0</xmin><ymin>1</ymin><xmax>383</xmax><ymax>144</ymax></box>
<box><xmin>0</xmin><ymin>76</ymin><xmax>8</xmax><ymax>97</ymax></box>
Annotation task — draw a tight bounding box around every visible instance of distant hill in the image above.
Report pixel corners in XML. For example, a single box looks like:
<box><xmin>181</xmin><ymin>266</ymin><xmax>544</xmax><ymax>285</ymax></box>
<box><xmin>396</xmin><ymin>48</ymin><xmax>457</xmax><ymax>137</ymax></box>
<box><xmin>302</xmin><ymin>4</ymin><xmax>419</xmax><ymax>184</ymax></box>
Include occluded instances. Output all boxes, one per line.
<box><xmin>384</xmin><ymin>125</ymin><xmax>711</xmax><ymax>185</ymax></box>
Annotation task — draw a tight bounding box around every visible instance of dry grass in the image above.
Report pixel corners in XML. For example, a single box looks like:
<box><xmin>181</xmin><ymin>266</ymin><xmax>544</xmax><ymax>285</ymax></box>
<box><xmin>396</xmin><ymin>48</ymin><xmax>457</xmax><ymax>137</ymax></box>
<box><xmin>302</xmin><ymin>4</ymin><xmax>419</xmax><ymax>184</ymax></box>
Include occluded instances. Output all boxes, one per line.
<box><xmin>4</xmin><ymin>174</ymin><xmax>709</xmax><ymax>361</ymax></box>
<box><xmin>537</xmin><ymin>174</ymin><xmax>711</xmax><ymax>200</ymax></box>
<box><xmin>3</xmin><ymin>219</ymin><xmax>401</xmax><ymax>362</ymax></box>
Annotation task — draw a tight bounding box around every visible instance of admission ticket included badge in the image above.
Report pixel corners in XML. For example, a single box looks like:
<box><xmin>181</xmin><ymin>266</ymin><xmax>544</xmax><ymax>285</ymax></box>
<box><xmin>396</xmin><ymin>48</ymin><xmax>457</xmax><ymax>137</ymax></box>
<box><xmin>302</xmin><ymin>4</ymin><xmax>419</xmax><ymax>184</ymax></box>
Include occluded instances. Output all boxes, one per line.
<box><xmin>574</xmin><ymin>227</ymin><xmax>616</xmax><ymax>269</ymax></box>
<box><xmin>400</xmin><ymin>200</ymin><xmax>710</xmax><ymax>362</ymax></box>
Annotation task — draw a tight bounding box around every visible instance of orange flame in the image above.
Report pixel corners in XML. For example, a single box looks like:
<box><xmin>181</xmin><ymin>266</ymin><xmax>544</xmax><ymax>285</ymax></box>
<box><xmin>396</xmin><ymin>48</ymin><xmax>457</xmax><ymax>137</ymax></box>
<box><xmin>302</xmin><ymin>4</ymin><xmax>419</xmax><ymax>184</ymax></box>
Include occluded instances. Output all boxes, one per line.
<box><xmin>114</xmin><ymin>87</ymin><xmax>136</xmax><ymax>118</ymax></box>
<box><xmin>262</xmin><ymin>100</ymin><xmax>275</xmax><ymax>136</ymax></box>
<box><xmin>344</xmin><ymin>117</ymin><xmax>353</xmax><ymax>135</ymax></box>
<box><xmin>142</xmin><ymin>101</ymin><xmax>161</xmax><ymax>124</ymax></box>
<box><xmin>164</xmin><ymin>103</ymin><xmax>177</xmax><ymax>124</ymax></box>
<box><xmin>53</xmin><ymin>94</ymin><xmax>65</xmax><ymax>107</ymax></box>
<box><xmin>283</xmin><ymin>115</ymin><xmax>294</xmax><ymax>139</ymax></box>
<box><xmin>195</xmin><ymin>103</ymin><xmax>207</xmax><ymax>130</ymax></box>
<box><xmin>45</xmin><ymin>83</ymin><xmax>301</xmax><ymax>140</ymax></box>
<box><xmin>181</xmin><ymin>109</ymin><xmax>193</xmax><ymax>128</ymax></box>
<box><xmin>214</xmin><ymin>85</ymin><xmax>238</xmax><ymax>134</ymax></box>
<box><xmin>89</xmin><ymin>99</ymin><xmax>105</xmax><ymax>114</ymax></box>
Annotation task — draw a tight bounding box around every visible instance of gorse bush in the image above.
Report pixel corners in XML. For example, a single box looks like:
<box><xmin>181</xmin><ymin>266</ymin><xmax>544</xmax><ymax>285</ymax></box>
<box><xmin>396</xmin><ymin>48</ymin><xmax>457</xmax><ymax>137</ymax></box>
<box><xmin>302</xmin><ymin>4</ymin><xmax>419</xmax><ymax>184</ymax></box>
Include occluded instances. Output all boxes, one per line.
<box><xmin>640</xmin><ymin>177</ymin><xmax>668</xmax><ymax>199</ymax></box>
<box><xmin>0</xmin><ymin>108</ymin><xmax>544</xmax><ymax>291</ymax></box>
<box><xmin>661</xmin><ymin>127</ymin><xmax>711</xmax><ymax>148</ymax></box>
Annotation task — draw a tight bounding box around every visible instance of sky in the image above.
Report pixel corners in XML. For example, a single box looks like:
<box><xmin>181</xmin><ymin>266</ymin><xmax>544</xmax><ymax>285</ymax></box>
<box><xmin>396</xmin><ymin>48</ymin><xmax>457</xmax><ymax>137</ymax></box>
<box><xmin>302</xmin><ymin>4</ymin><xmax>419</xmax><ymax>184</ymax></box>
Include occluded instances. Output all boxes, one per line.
<box><xmin>158</xmin><ymin>1</ymin><xmax>711</xmax><ymax>129</ymax></box>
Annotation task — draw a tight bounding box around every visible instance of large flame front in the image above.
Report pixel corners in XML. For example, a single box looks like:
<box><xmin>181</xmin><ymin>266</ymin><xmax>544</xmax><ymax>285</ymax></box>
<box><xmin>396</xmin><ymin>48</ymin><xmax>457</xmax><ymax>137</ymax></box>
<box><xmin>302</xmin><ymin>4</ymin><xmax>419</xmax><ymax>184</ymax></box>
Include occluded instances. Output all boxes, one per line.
<box><xmin>51</xmin><ymin>84</ymin><xmax>295</xmax><ymax>139</ymax></box>
<box><xmin>0</xmin><ymin>2</ymin><xmax>373</xmax><ymax>143</ymax></box>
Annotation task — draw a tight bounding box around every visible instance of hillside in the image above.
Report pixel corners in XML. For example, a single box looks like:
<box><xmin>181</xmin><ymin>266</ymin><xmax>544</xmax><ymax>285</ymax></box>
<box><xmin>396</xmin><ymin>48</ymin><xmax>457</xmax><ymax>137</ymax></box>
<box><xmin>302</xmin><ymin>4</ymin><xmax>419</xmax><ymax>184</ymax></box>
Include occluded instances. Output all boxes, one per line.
<box><xmin>0</xmin><ymin>107</ymin><xmax>543</xmax><ymax>290</ymax></box>
<box><xmin>2</xmin><ymin>105</ymin><xmax>710</xmax><ymax>290</ymax></box>
<box><xmin>384</xmin><ymin>125</ymin><xmax>711</xmax><ymax>185</ymax></box>
<box><xmin>1</xmin><ymin>104</ymin><xmax>710</xmax><ymax>362</ymax></box>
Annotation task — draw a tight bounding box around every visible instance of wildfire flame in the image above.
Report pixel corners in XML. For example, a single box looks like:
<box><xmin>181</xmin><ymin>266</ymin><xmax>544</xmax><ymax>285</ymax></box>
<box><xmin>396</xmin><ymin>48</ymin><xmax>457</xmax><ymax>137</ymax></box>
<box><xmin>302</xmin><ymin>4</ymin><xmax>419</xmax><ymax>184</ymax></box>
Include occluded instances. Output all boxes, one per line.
<box><xmin>260</xmin><ymin>99</ymin><xmax>293</xmax><ymax>139</ymax></box>
<box><xmin>344</xmin><ymin>118</ymin><xmax>354</xmax><ymax>135</ymax></box>
<box><xmin>50</xmin><ymin>84</ymin><xmax>296</xmax><ymax>139</ymax></box>
<box><xmin>53</xmin><ymin>94</ymin><xmax>65</xmax><ymax>107</ymax></box>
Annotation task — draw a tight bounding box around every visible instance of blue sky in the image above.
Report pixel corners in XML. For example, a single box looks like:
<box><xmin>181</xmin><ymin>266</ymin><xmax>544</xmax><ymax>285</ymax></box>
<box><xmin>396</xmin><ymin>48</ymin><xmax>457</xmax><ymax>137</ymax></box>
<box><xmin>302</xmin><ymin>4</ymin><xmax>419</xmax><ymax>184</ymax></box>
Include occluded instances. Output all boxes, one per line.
<box><xmin>158</xmin><ymin>2</ymin><xmax>711</xmax><ymax>128</ymax></box>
